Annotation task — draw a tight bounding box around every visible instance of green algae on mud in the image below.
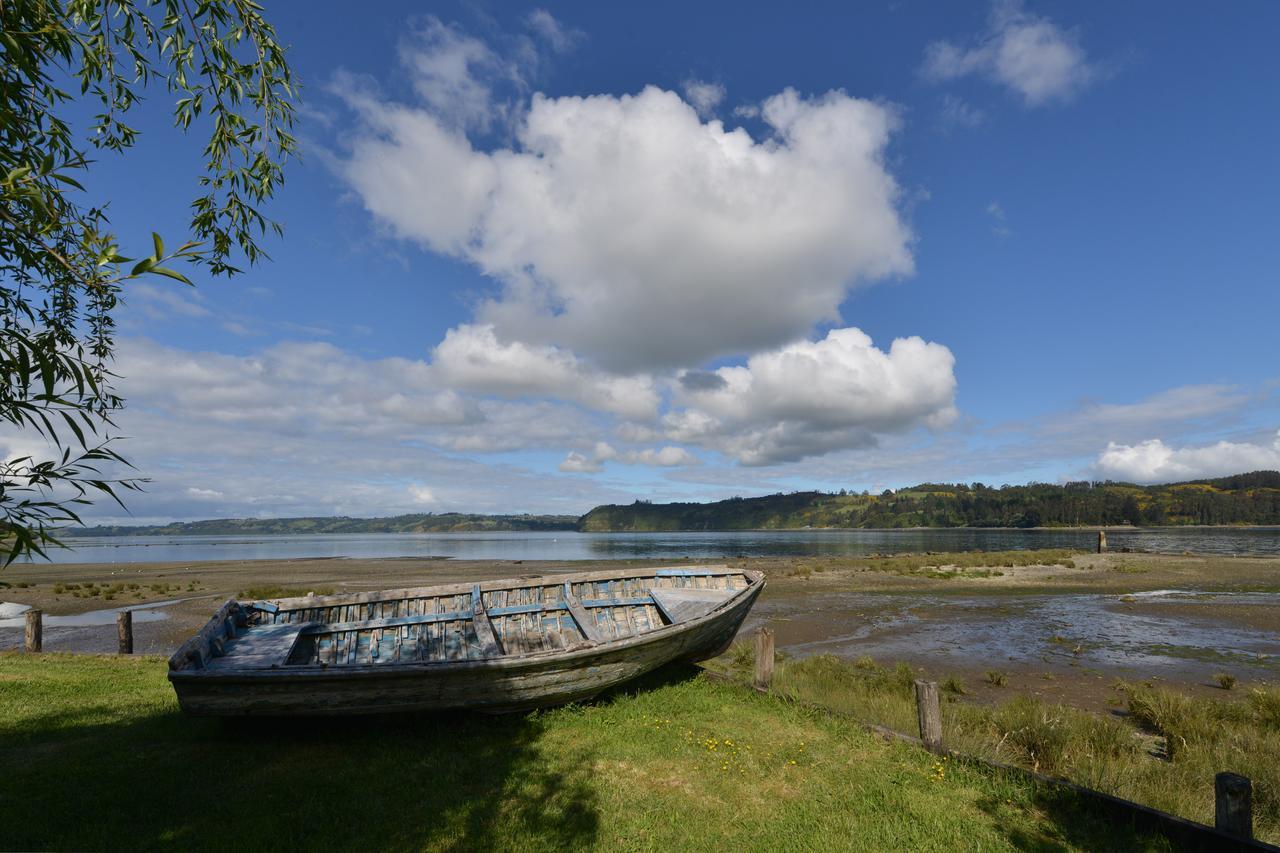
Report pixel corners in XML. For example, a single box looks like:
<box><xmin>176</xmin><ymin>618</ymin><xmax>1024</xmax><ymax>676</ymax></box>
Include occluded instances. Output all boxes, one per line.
<box><xmin>0</xmin><ymin>653</ymin><xmax>1173</xmax><ymax>852</ymax></box>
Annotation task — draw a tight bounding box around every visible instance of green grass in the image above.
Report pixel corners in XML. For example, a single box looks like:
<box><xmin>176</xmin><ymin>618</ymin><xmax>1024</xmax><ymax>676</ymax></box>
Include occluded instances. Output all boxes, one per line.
<box><xmin>237</xmin><ymin>584</ymin><xmax>336</xmax><ymax>600</ymax></box>
<box><xmin>0</xmin><ymin>653</ymin><xmax>1173</xmax><ymax>852</ymax></box>
<box><xmin>828</xmin><ymin>549</ymin><xmax>1078</xmax><ymax>577</ymax></box>
<box><xmin>710</xmin><ymin>649</ymin><xmax>1279</xmax><ymax>843</ymax></box>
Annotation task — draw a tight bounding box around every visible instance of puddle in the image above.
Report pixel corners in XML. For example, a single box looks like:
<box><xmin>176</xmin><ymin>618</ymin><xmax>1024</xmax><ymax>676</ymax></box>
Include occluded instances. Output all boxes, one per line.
<box><xmin>0</xmin><ymin>597</ymin><xmax>191</xmax><ymax>629</ymax></box>
<box><xmin>747</xmin><ymin>588</ymin><xmax>1280</xmax><ymax>680</ymax></box>
<box><xmin>0</xmin><ymin>602</ymin><xmax>32</xmax><ymax>619</ymax></box>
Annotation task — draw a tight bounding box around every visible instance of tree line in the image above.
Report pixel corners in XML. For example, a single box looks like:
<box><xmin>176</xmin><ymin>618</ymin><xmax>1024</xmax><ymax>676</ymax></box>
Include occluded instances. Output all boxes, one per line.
<box><xmin>578</xmin><ymin>471</ymin><xmax>1280</xmax><ymax>531</ymax></box>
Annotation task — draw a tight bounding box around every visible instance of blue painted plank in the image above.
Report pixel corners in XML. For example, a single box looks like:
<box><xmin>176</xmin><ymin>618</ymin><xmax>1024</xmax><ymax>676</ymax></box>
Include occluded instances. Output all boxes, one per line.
<box><xmin>305</xmin><ymin>610</ymin><xmax>473</xmax><ymax>634</ymax></box>
<box><xmin>580</xmin><ymin>596</ymin><xmax>654</xmax><ymax>608</ymax></box>
<box><xmin>488</xmin><ymin>602</ymin><xmax>569</xmax><ymax>617</ymax></box>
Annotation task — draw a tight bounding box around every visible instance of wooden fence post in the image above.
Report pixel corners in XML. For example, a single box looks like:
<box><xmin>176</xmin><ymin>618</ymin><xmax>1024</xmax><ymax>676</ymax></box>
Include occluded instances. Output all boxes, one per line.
<box><xmin>24</xmin><ymin>609</ymin><xmax>42</xmax><ymax>652</ymax></box>
<box><xmin>117</xmin><ymin>610</ymin><xmax>133</xmax><ymax>655</ymax></box>
<box><xmin>753</xmin><ymin>626</ymin><xmax>774</xmax><ymax>691</ymax></box>
<box><xmin>1215</xmin><ymin>772</ymin><xmax>1252</xmax><ymax>839</ymax></box>
<box><xmin>914</xmin><ymin>680</ymin><xmax>943</xmax><ymax>754</ymax></box>
<box><xmin>1097</xmin><ymin>530</ymin><xmax>1107</xmax><ymax>553</ymax></box>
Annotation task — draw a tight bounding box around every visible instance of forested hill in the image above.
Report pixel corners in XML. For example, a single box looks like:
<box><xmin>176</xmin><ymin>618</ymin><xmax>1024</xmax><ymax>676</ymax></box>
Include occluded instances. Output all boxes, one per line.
<box><xmin>577</xmin><ymin>471</ymin><xmax>1280</xmax><ymax>531</ymax></box>
<box><xmin>74</xmin><ymin>513</ymin><xmax>579</xmax><ymax>537</ymax></box>
<box><xmin>70</xmin><ymin>472</ymin><xmax>1280</xmax><ymax>535</ymax></box>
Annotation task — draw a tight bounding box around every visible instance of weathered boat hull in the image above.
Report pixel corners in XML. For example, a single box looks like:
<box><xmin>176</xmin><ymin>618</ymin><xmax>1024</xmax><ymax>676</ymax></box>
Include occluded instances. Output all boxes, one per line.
<box><xmin>169</xmin><ymin>567</ymin><xmax>763</xmax><ymax>716</ymax></box>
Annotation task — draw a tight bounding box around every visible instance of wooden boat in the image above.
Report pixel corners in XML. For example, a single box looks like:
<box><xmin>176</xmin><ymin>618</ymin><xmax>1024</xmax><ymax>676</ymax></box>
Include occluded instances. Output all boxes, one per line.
<box><xmin>168</xmin><ymin>565</ymin><xmax>764</xmax><ymax>716</ymax></box>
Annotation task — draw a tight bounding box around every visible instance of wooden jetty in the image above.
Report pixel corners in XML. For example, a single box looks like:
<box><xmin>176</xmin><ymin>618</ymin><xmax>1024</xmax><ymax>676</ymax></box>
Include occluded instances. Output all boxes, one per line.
<box><xmin>168</xmin><ymin>565</ymin><xmax>764</xmax><ymax>715</ymax></box>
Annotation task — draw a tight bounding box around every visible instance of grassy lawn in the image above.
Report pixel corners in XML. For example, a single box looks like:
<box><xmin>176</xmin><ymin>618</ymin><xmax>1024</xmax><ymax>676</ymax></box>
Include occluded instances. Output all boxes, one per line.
<box><xmin>0</xmin><ymin>654</ymin><xmax>1175</xmax><ymax>851</ymax></box>
<box><xmin>710</xmin><ymin>649</ymin><xmax>1280</xmax><ymax>845</ymax></box>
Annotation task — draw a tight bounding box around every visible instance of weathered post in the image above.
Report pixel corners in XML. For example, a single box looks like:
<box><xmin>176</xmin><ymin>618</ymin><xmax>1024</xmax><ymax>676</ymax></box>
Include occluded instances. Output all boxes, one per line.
<box><xmin>1215</xmin><ymin>772</ymin><xmax>1252</xmax><ymax>839</ymax></box>
<box><xmin>914</xmin><ymin>680</ymin><xmax>943</xmax><ymax>754</ymax></box>
<box><xmin>24</xmin><ymin>609</ymin><xmax>42</xmax><ymax>652</ymax></box>
<box><xmin>753</xmin><ymin>626</ymin><xmax>774</xmax><ymax>691</ymax></box>
<box><xmin>117</xmin><ymin>610</ymin><xmax>133</xmax><ymax>654</ymax></box>
<box><xmin>1097</xmin><ymin>530</ymin><xmax>1107</xmax><ymax>553</ymax></box>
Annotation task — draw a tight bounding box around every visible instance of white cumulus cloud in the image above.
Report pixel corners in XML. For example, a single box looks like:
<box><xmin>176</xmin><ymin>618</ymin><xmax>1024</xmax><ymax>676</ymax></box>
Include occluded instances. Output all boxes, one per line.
<box><xmin>430</xmin><ymin>324</ymin><xmax>659</xmax><ymax>420</ymax></box>
<box><xmin>922</xmin><ymin>1</ymin><xmax>1096</xmax><ymax>106</ymax></box>
<box><xmin>666</xmin><ymin>327</ymin><xmax>957</xmax><ymax>465</ymax></box>
<box><xmin>1093</xmin><ymin>431</ymin><xmax>1280</xmax><ymax>484</ymax></box>
<box><xmin>334</xmin><ymin>58</ymin><xmax>913</xmax><ymax>371</ymax></box>
<box><xmin>557</xmin><ymin>441</ymin><xmax>699</xmax><ymax>474</ymax></box>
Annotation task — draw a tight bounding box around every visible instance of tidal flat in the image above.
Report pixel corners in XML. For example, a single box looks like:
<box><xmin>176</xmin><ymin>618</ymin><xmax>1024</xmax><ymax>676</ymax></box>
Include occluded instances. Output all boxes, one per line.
<box><xmin>1</xmin><ymin>550</ymin><xmax>1276</xmax><ymax>714</ymax></box>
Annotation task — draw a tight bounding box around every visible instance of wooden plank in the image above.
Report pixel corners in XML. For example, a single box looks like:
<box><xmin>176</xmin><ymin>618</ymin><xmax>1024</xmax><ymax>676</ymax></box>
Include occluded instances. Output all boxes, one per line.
<box><xmin>253</xmin><ymin>564</ymin><xmax>736</xmax><ymax>617</ymax></box>
<box><xmin>563</xmin><ymin>592</ymin><xmax>604</xmax><ymax>645</ymax></box>
<box><xmin>649</xmin><ymin>587</ymin><xmax>738</xmax><ymax>624</ymax></box>
<box><xmin>443</xmin><ymin>621</ymin><xmax>463</xmax><ymax>661</ymax></box>
<box><xmin>204</xmin><ymin>622</ymin><xmax>316</xmax><ymax>671</ymax></box>
<box><xmin>488</xmin><ymin>602</ymin><xmax>566</xmax><ymax>617</ymax></box>
<box><xmin>471</xmin><ymin>585</ymin><xmax>504</xmax><ymax>659</ymax></box>
<box><xmin>581</xmin><ymin>596</ymin><xmax>655</xmax><ymax>608</ymax></box>
<box><xmin>168</xmin><ymin>599</ymin><xmax>241</xmax><ymax>671</ymax></box>
<box><xmin>296</xmin><ymin>610</ymin><xmax>474</xmax><ymax>636</ymax></box>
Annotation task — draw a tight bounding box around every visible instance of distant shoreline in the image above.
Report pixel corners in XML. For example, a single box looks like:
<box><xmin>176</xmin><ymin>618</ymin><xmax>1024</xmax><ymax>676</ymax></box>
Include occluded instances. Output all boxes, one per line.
<box><xmin>63</xmin><ymin>523</ymin><xmax>1280</xmax><ymax>538</ymax></box>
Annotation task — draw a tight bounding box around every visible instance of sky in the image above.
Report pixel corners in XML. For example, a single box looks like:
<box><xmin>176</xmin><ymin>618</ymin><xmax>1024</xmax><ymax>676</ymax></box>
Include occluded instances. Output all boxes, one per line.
<box><xmin>16</xmin><ymin>0</ymin><xmax>1280</xmax><ymax>523</ymax></box>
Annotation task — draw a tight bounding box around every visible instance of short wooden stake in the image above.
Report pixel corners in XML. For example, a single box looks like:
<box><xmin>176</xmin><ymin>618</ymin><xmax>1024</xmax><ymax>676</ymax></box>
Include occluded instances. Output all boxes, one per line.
<box><xmin>914</xmin><ymin>680</ymin><xmax>943</xmax><ymax>754</ymax></box>
<box><xmin>1215</xmin><ymin>772</ymin><xmax>1252</xmax><ymax>839</ymax></box>
<box><xmin>117</xmin><ymin>610</ymin><xmax>133</xmax><ymax>655</ymax></box>
<box><xmin>1097</xmin><ymin>530</ymin><xmax>1107</xmax><ymax>553</ymax></box>
<box><xmin>24</xmin><ymin>609</ymin><xmax>42</xmax><ymax>652</ymax></box>
<box><xmin>753</xmin><ymin>626</ymin><xmax>774</xmax><ymax>691</ymax></box>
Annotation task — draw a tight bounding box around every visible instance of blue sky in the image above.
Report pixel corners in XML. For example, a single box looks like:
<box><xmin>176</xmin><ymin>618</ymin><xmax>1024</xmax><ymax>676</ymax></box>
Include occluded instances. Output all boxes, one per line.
<box><xmin>27</xmin><ymin>1</ymin><xmax>1280</xmax><ymax>523</ymax></box>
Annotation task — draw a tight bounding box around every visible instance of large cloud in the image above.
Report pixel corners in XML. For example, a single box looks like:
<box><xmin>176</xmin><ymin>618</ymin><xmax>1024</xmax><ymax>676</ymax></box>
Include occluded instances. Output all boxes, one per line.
<box><xmin>317</xmin><ymin>16</ymin><xmax>956</xmax><ymax>478</ymax></box>
<box><xmin>335</xmin><ymin>71</ymin><xmax>912</xmax><ymax>371</ymax></box>
<box><xmin>1093</xmin><ymin>432</ymin><xmax>1280</xmax><ymax>484</ymax></box>
<box><xmin>922</xmin><ymin>1</ymin><xmax>1096</xmax><ymax>106</ymax></box>
<box><xmin>665</xmin><ymin>327</ymin><xmax>957</xmax><ymax>465</ymax></box>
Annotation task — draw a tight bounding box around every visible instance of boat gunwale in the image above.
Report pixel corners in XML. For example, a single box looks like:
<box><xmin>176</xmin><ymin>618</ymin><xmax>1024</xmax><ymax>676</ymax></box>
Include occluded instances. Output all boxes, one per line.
<box><xmin>169</xmin><ymin>569</ymin><xmax>764</xmax><ymax>682</ymax></box>
<box><xmin>247</xmin><ymin>563</ymin><xmax>744</xmax><ymax>613</ymax></box>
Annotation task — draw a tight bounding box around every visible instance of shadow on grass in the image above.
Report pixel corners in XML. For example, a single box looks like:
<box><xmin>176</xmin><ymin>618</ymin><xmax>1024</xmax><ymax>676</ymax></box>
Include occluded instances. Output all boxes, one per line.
<box><xmin>2</xmin><ymin>699</ymin><xmax>601</xmax><ymax>851</ymax></box>
<box><xmin>972</xmin><ymin>774</ymin><xmax>1249</xmax><ymax>853</ymax></box>
<box><xmin>591</xmin><ymin>659</ymin><xmax>704</xmax><ymax>704</ymax></box>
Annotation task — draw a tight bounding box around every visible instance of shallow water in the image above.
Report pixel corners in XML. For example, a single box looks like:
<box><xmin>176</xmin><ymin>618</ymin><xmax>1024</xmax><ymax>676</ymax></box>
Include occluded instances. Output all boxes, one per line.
<box><xmin>0</xmin><ymin>597</ymin><xmax>187</xmax><ymax>629</ymax></box>
<box><xmin>749</xmin><ymin>589</ymin><xmax>1280</xmax><ymax>681</ymax></box>
<box><xmin>32</xmin><ymin>526</ymin><xmax>1280</xmax><ymax>565</ymax></box>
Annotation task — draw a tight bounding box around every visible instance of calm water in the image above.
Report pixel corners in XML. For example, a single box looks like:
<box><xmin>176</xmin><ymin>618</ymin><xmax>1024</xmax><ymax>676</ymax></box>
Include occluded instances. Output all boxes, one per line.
<box><xmin>39</xmin><ymin>526</ymin><xmax>1280</xmax><ymax>564</ymax></box>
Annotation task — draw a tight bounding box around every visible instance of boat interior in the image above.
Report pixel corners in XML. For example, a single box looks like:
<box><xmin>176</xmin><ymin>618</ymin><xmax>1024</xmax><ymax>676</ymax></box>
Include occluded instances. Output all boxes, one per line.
<box><xmin>182</xmin><ymin>568</ymin><xmax>756</xmax><ymax>671</ymax></box>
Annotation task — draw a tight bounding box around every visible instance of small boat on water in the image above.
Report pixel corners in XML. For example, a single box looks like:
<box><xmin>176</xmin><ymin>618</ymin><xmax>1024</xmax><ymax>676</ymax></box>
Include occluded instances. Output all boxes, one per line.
<box><xmin>168</xmin><ymin>565</ymin><xmax>764</xmax><ymax>716</ymax></box>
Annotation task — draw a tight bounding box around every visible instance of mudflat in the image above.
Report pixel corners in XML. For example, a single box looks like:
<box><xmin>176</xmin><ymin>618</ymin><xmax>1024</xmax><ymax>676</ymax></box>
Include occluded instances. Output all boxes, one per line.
<box><xmin>2</xmin><ymin>551</ymin><xmax>1276</xmax><ymax>714</ymax></box>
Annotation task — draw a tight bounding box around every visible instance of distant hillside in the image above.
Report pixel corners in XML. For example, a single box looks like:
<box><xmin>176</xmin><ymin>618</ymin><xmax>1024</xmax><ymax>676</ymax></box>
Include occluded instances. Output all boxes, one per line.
<box><xmin>68</xmin><ymin>472</ymin><xmax>1280</xmax><ymax>536</ymax></box>
<box><xmin>578</xmin><ymin>471</ymin><xmax>1280</xmax><ymax>531</ymax></box>
<box><xmin>73</xmin><ymin>513</ymin><xmax>579</xmax><ymax>537</ymax></box>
